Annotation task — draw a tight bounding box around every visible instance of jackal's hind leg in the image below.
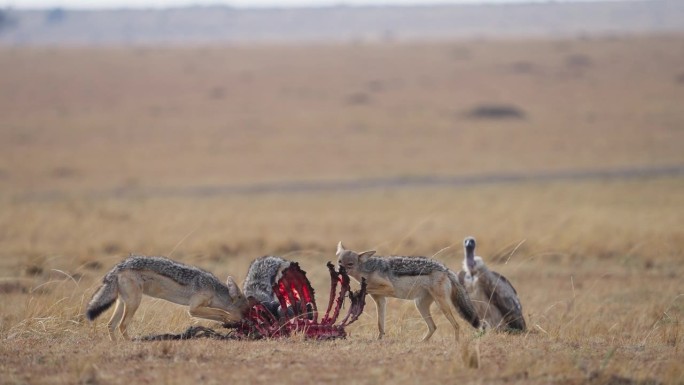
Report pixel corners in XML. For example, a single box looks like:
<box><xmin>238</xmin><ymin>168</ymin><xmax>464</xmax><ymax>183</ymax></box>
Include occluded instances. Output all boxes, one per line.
<box><xmin>107</xmin><ymin>299</ymin><xmax>125</xmax><ymax>341</ymax></box>
<box><xmin>117</xmin><ymin>275</ymin><xmax>142</xmax><ymax>340</ymax></box>
<box><xmin>415</xmin><ymin>295</ymin><xmax>436</xmax><ymax>342</ymax></box>
<box><xmin>432</xmin><ymin>292</ymin><xmax>461</xmax><ymax>342</ymax></box>
<box><xmin>371</xmin><ymin>294</ymin><xmax>387</xmax><ymax>339</ymax></box>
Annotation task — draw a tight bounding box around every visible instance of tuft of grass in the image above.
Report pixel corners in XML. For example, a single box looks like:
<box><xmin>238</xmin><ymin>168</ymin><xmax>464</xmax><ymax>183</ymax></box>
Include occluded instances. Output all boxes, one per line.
<box><xmin>461</xmin><ymin>337</ymin><xmax>481</xmax><ymax>369</ymax></box>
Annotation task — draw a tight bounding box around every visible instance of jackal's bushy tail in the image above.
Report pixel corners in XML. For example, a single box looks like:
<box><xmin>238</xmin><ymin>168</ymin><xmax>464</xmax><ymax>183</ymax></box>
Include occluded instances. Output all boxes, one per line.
<box><xmin>86</xmin><ymin>274</ymin><xmax>118</xmax><ymax>321</ymax></box>
<box><xmin>448</xmin><ymin>272</ymin><xmax>481</xmax><ymax>329</ymax></box>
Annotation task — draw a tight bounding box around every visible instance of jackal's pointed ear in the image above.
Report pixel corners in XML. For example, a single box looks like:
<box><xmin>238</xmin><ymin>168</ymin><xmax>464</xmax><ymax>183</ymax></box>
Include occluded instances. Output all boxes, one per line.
<box><xmin>225</xmin><ymin>276</ymin><xmax>241</xmax><ymax>298</ymax></box>
<box><xmin>358</xmin><ymin>250</ymin><xmax>376</xmax><ymax>263</ymax></box>
<box><xmin>336</xmin><ymin>241</ymin><xmax>346</xmax><ymax>256</ymax></box>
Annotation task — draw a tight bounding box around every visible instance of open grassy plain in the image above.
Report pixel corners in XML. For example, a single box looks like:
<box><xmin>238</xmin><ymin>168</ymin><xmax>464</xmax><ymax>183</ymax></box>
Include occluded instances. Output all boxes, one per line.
<box><xmin>0</xmin><ymin>34</ymin><xmax>683</xmax><ymax>384</ymax></box>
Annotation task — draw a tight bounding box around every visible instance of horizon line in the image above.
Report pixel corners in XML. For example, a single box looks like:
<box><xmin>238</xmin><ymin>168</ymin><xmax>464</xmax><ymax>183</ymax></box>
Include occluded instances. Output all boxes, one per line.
<box><xmin>2</xmin><ymin>0</ymin><xmax>644</xmax><ymax>12</ymax></box>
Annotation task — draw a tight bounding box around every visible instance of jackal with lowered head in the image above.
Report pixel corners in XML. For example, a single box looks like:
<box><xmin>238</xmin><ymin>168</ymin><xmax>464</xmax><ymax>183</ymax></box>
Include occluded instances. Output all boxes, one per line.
<box><xmin>336</xmin><ymin>242</ymin><xmax>481</xmax><ymax>341</ymax></box>
<box><xmin>242</xmin><ymin>255</ymin><xmax>314</xmax><ymax>319</ymax></box>
<box><xmin>86</xmin><ymin>255</ymin><xmax>249</xmax><ymax>340</ymax></box>
<box><xmin>242</xmin><ymin>255</ymin><xmax>291</xmax><ymax>317</ymax></box>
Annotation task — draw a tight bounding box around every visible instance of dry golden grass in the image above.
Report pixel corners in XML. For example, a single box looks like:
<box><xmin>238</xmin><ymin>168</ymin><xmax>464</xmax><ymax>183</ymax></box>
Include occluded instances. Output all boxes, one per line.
<box><xmin>1</xmin><ymin>34</ymin><xmax>683</xmax><ymax>384</ymax></box>
<box><xmin>1</xmin><ymin>180</ymin><xmax>682</xmax><ymax>384</ymax></box>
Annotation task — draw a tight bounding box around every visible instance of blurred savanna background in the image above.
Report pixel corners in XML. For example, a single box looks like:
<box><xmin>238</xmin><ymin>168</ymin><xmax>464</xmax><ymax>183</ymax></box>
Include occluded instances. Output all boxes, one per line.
<box><xmin>1</xmin><ymin>0</ymin><xmax>683</xmax><ymax>384</ymax></box>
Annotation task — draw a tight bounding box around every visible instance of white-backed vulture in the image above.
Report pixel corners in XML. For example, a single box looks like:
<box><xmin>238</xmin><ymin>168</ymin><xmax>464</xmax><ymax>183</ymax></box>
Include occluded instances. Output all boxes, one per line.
<box><xmin>458</xmin><ymin>237</ymin><xmax>526</xmax><ymax>332</ymax></box>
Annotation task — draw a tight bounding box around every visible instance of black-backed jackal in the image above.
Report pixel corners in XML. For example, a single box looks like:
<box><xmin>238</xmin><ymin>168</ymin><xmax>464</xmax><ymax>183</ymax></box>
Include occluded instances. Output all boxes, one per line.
<box><xmin>336</xmin><ymin>242</ymin><xmax>481</xmax><ymax>341</ymax></box>
<box><xmin>86</xmin><ymin>256</ymin><xmax>249</xmax><ymax>340</ymax></box>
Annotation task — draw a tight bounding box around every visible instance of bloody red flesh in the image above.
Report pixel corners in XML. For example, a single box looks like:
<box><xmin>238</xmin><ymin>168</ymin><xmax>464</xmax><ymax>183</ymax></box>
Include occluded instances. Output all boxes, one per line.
<box><xmin>227</xmin><ymin>262</ymin><xmax>367</xmax><ymax>340</ymax></box>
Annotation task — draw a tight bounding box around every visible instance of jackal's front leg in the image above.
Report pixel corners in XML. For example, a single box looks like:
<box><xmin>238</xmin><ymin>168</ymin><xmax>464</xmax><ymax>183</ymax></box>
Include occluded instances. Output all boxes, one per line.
<box><xmin>371</xmin><ymin>294</ymin><xmax>387</xmax><ymax>339</ymax></box>
<box><xmin>188</xmin><ymin>295</ymin><xmax>240</xmax><ymax>323</ymax></box>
